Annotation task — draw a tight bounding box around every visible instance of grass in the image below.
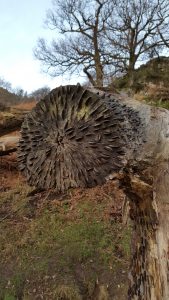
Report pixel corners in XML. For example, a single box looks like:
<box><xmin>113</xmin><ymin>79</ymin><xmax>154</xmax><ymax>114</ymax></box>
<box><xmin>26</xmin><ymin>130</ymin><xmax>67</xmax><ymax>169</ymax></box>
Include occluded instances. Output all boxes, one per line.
<box><xmin>0</xmin><ymin>182</ymin><xmax>131</xmax><ymax>299</ymax></box>
<box><xmin>4</xmin><ymin>295</ymin><xmax>15</xmax><ymax>300</ymax></box>
<box><xmin>146</xmin><ymin>98</ymin><xmax>169</xmax><ymax>109</ymax></box>
<box><xmin>53</xmin><ymin>285</ymin><xmax>82</xmax><ymax>300</ymax></box>
<box><xmin>110</xmin><ymin>57</ymin><xmax>169</xmax><ymax>110</ymax></box>
<box><xmin>134</xmin><ymin>92</ymin><xmax>169</xmax><ymax>110</ymax></box>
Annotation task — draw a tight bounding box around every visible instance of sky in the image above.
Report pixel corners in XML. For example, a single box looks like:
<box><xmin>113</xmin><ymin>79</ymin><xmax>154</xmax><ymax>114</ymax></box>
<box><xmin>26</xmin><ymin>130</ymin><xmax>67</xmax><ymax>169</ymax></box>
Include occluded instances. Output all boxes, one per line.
<box><xmin>0</xmin><ymin>0</ymin><xmax>80</xmax><ymax>93</ymax></box>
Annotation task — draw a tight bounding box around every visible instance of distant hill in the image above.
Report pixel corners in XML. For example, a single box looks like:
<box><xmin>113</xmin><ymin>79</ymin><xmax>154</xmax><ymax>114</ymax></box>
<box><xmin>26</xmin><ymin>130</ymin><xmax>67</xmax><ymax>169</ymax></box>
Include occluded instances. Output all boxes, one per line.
<box><xmin>0</xmin><ymin>87</ymin><xmax>21</xmax><ymax>107</ymax></box>
<box><xmin>133</xmin><ymin>56</ymin><xmax>169</xmax><ymax>89</ymax></box>
<box><xmin>0</xmin><ymin>87</ymin><xmax>35</xmax><ymax>111</ymax></box>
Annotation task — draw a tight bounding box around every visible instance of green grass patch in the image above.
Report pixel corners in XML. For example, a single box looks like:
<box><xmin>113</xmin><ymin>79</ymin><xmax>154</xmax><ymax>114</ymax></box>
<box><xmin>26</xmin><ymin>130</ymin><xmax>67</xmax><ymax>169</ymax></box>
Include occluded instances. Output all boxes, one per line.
<box><xmin>0</xmin><ymin>185</ymin><xmax>131</xmax><ymax>299</ymax></box>
<box><xmin>145</xmin><ymin>98</ymin><xmax>169</xmax><ymax>109</ymax></box>
<box><xmin>4</xmin><ymin>295</ymin><xmax>15</xmax><ymax>300</ymax></box>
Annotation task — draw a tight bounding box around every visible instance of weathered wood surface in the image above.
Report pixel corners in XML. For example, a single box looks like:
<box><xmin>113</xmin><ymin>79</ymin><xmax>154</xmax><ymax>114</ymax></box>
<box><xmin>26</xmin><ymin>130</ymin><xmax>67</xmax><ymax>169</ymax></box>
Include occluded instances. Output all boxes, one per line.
<box><xmin>0</xmin><ymin>135</ymin><xmax>20</xmax><ymax>156</ymax></box>
<box><xmin>96</xmin><ymin>92</ymin><xmax>169</xmax><ymax>300</ymax></box>
<box><xmin>17</xmin><ymin>85</ymin><xmax>142</xmax><ymax>190</ymax></box>
<box><xmin>0</xmin><ymin>108</ymin><xmax>27</xmax><ymax>137</ymax></box>
<box><xmin>120</xmin><ymin>104</ymin><xmax>169</xmax><ymax>300</ymax></box>
<box><xmin>18</xmin><ymin>85</ymin><xmax>169</xmax><ymax>300</ymax></box>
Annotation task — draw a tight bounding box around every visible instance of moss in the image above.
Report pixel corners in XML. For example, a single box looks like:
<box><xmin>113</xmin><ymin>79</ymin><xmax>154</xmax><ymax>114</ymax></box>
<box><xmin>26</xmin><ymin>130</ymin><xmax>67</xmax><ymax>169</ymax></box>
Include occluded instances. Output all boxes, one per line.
<box><xmin>77</xmin><ymin>105</ymin><xmax>90</xmax><ymax>120</ymax></box>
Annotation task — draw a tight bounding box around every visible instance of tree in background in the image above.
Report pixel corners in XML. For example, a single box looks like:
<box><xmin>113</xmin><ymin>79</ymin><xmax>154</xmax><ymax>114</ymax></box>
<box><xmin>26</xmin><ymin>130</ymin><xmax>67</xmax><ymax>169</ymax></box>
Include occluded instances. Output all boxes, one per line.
<box><xmin>0</xmin><ymin>78</ymin><xmax>28</xmax><ymax>100</ymax></box>
<box><xmin>30</xmin><ymin>86</ymin><xmax>50</xmax><ymax>101</ymax></box>
<box><xmin>34</xmin><ymin>0</ymin><xmax>115</xmax><ymax>87</ymax></box>
<box><xmin>34</xmin><ymin>0</ymin><xmax>169</xmax><ymax>87</ymax></box>
<box><xmin>106</xmin><ymin>0</ymin><xmax>169</xmax><ymax>85</ymax></box>
<box><xmin>14</xmin><ymin>88</ymin><xmax>27</xmax><ymax>98</ymax></box>
<box><xmin>0</xmin><ymin>77</ymin><xmax>12</xmax><ymax>92</ymax></box>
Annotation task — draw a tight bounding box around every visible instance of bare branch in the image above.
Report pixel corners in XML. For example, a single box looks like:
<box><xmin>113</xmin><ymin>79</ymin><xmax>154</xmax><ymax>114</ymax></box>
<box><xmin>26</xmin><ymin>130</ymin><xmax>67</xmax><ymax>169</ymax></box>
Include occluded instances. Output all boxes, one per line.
<box><xmin>34</xmin><ymin>0</ymin><xmax>169</xmax><ymax>87</ymax></box>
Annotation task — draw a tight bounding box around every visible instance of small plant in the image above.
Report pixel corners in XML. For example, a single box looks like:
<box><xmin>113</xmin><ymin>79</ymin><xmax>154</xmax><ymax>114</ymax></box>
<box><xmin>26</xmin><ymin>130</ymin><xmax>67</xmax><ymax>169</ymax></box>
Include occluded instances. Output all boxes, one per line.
<box><xmin>54</xmin><ymin>285</ymin><xmax>82</xmax><ymax>300</ymax></box>
<box><xmin>4</xmin><ymin>294</ymin><xmax>15</xmax><ymax>300</ymax></box>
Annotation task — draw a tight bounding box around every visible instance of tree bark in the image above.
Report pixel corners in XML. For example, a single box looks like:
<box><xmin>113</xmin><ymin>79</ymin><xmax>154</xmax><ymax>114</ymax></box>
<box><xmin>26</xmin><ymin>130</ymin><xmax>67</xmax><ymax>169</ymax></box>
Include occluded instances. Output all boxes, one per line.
<box><xmin>119</xmin><ymin>99</ymin><xmax>169</xmax><ymax>300</ymax></box>
<box><xmin>127</xmin><ymin>57</ymin><xmax>136</xmax><ymax>88</ymax></box>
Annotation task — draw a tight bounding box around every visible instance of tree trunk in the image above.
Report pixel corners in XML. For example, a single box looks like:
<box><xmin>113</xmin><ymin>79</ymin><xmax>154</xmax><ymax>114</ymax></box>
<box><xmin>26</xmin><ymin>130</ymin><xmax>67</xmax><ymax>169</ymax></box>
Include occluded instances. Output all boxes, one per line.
<box><xmin>17</xmin><ymin>85</ymin><xmax>169</xmax><ymax>299</ymax></box>
<box><xmin>121</xmin><ymin>100</ymin><xmax>169</xmax><ymax>299</ymax></box>
<box><xmin>95</xmin><ymin>59</ymin><xmax>103</xmax><ymax>87</ymax></box>
<box><xmin>83</xmin><ymin>67</ymin><xmax>97</xmax><ymax>87</ymax></box>
<box><xmin>127</xmin><ymin>64</ymin><xmax>135</xmax><ymax>88</ymax></box>
<box><xmin>124</xmin><ymin>170</ymin><xmax>169</xmax><ymax>299</ymax></box>
<box><xmin>127</xmin><ymin>53</ymin><xmax>137</xmax><ymax>88</ymax></box>
<box><xmin>93</xmin><ymin>20</ymin><xmax>104</xmax><ymax>88</ymax></box>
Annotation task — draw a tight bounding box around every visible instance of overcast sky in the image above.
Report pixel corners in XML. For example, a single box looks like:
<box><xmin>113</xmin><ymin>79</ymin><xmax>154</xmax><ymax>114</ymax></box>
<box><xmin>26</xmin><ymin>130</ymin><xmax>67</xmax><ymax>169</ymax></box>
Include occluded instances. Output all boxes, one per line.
<box><xmin>0</xmin><ymin>0</ymin><xmax>80</xmax><ymax>93</ymax></box>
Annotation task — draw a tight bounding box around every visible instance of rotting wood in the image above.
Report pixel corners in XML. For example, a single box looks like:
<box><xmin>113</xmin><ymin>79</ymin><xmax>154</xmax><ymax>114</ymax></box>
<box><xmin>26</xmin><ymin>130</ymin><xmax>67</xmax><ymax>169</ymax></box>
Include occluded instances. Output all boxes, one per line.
<box><xmin>0</xmin><ymin>108</ymin><xmax>28</xmax><ymax>137</ymax></box>
<box><xmin>17</xmin><ymin>84</ymin><xmax>143</xmax><ymax>191</ymax></box>
<box><xmin>0</xmin><ymin>135</ymin><xmax>20</xmax><ymax>156</ymax></box>
<box><xmin>120</xmin><ymin>102</ymin><xmax>169</xmax><ymax>300</ymax></box>
<box><xmin>18</xmin><ymin>84</ymin><xmax>169</xmax><ymax>299</ymax></box>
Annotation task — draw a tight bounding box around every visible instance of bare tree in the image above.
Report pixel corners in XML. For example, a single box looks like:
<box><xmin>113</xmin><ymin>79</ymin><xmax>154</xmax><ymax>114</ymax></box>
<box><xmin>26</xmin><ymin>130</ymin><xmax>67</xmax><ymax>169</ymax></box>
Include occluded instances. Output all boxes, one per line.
<box><xmin>106</xmin><ymin>0</ymin><xmax>169</xmax><ymax>85</ymax></box>
<box><xmin>0</xmin><ymin>77</ymin><xmax>12</xmax><ymax>92</ymax></box>
<box><xmin>34</xmin><ymin>0</ymin><xmax>114</xmax><ymax>87</ymax></box>
<box><xmin>34</xmin><ymin>0</ymin><xmax>169</xmax><ymax>88</ymax></box>
<box><xmin>30</xmin><ymin>86</ymin><xmax>50</xmax><ymax>101</ymax></box>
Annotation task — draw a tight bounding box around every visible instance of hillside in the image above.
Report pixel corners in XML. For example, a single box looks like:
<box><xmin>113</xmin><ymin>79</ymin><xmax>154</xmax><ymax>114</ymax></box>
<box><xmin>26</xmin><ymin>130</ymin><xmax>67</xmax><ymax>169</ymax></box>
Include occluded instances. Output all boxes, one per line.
<box><xmin>0</xmin><ymin>87</ymin><xmax>35</xmax><ymax>108</ymax></box>
<box><xmin>0</xmin><ymin>87</ymin><xmax>21</xmax><ymax>107</ymax></box>
<box><xmin>112</xmin><ymin>56</ymin><xmax>169</xmax><ymax>108</ymax></box>
<box><xmin>114</xmin><ymin>56</ymin><xmax>169</xmax><ymax>91</ymax></box>
<box><xmin>133</xmin><ymin>56</ymin><xmax>169</xmax><ymax>88</ymax></box>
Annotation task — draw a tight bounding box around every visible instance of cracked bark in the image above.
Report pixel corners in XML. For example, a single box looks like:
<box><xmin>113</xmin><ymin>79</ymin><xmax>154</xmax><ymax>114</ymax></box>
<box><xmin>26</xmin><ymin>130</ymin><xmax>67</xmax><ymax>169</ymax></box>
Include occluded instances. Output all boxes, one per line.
<box><xmin>121</xmin><ymin>102</ymin><xmax>169</xmax><ymax>300</ymax></box>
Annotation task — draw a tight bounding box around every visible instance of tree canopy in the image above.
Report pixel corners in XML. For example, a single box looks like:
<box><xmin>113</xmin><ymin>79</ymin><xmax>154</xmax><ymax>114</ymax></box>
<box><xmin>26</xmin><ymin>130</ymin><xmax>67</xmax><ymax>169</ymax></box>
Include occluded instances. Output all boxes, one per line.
<box><xmin>34</xmin><ymin>0</ymin><xmax>169</xmax><ymax>87</ymax></box>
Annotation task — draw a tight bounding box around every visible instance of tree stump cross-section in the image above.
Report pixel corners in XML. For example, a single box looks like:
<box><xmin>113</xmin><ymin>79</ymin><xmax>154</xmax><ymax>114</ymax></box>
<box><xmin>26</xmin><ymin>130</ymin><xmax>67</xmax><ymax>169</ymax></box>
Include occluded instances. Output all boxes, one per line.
<box><xmin>18</xmin><ymin>84</ymin><xmax>142</xmax><ymax>191</ymax></box>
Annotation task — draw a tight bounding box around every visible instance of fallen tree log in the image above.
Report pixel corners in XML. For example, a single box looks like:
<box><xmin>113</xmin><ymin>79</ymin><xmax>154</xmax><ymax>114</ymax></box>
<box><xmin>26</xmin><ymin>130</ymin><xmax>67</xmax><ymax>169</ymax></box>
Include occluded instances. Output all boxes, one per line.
<box><xmin>0</xmin><ymin>135</ymin><xmax>20</xmax><ymax>156</ymax></box>
<box><xmin>17</xmin><ymin>85</ymin><xmax>169</xmax><ymax>299</ymax></box>
<box><xmin>0</xmin><ymin>108</ymin><xmax>28</xmax><ymax>137</ymax></box>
